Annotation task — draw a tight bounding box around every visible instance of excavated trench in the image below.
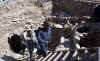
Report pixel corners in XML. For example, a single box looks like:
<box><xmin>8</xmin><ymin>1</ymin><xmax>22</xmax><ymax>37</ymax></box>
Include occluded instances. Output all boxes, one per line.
<box><xmin>0</xmin><ymin>0</ymin><xmax>100</xmax><ymax>61</ymax></box>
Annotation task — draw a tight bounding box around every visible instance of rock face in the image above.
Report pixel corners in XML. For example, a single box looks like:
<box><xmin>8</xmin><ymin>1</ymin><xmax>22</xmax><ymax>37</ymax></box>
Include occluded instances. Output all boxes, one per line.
<box><xmin>0</xmin><ymin>0</ymin><xmax>52</xmax><ymax>56</ymax></box>
<box><xmin>52</xmin><ymin>0</ymin><xmax>98</xmax><ymax>16</ymax></box>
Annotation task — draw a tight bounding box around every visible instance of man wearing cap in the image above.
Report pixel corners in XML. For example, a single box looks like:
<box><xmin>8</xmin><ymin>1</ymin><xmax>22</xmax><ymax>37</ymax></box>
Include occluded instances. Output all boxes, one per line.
<box><xmin>37</xmin><ymin>21</ymin><xmax>51</xmax><ymax>57</ymax></box>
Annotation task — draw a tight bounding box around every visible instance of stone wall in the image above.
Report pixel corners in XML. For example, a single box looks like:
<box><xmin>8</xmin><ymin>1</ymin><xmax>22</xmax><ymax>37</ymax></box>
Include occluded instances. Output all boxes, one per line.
<box><xmin>52</xmin><ymin>0</ymin><xmax>98</xmax><ymax>16</ymax></box>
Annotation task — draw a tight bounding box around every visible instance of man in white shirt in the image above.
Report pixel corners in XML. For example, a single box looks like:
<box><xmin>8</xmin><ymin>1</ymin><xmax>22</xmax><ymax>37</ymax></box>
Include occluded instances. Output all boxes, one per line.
<box><xmin>22</xmin><ymin>21</ymin><xmax>38</xmax><ymax>60</ymax></box>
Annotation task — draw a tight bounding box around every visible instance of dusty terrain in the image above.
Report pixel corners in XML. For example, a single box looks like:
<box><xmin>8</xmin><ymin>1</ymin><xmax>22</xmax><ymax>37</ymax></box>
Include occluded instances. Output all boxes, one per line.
<box><xmin>0</xmin><ymin>0</ymin><xmax>52</xmax><ymax>57</ymax></box>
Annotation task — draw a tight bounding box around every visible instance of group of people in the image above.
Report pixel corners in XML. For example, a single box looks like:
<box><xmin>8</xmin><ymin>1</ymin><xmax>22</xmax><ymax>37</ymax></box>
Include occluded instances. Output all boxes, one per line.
<box><xmin>22</xmin><ymin>21</ymin><xmax>51</xmax><ymax>60</ymax></box>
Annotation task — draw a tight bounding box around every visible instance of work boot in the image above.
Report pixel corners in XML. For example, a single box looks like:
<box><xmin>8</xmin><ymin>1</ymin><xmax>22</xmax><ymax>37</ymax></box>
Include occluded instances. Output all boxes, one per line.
<box><xmin>42</xmin><ymin>51</ymin><xmax>47</xmax><ymax>57</ymax></box>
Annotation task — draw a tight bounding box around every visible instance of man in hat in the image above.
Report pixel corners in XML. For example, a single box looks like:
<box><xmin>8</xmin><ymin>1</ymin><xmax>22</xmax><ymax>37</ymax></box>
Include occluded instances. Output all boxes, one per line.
<box><xmin>37</xmin><ymin>21</ymin><xmax>51</xmax><ymax>57</ymax></box>
<box><xmin>22</xmin><ymin>21</ymin><xmax>38</xmax><ymax>60</ymax></box>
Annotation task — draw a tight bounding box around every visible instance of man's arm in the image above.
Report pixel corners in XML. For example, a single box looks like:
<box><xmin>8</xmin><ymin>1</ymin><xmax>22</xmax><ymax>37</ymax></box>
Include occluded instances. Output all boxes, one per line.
<box><xmin>23</xmin><ymin>32</ymin><xmax>31</xmax><ymax>40</ymax></box>
<box><xmin>48</xmin><ymin>27</ymin><xmax>52</xmax><ymax>43</ymax></box>
<box><xmin>31</xmin><ymin>30</ymin><xmax>38</xmax><ymax>43</ymax></box>
<box><xmin>38</xmin><ymin>31</ymin><xmax>46</xmax><ymax>43</ymax></box>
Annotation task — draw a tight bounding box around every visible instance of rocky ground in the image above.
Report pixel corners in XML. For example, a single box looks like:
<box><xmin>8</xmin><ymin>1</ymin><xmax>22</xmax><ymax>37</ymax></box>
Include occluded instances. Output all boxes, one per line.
<box><xmin>0</xmin><ymin>0</ymin><xmax>52</xmax><ymax>59</ymax></box>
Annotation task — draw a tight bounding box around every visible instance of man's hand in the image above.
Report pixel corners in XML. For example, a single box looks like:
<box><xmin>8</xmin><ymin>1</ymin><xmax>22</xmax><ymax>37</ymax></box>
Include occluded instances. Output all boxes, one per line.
<box><xmin>46</xmin><ymin>40</ymin><xmax>52</xmax><ymax>44</ymax></box>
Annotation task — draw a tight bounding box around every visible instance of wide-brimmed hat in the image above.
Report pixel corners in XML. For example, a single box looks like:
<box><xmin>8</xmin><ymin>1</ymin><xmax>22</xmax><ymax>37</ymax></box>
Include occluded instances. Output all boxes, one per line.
<box><xmin>26</xmin><ymin>20</ymin><xmax>32</xmax><ymax>25</ymax></box>
<box><xmin>24</xmin><ymin>25</ymin><xmax>32</xmax><ymax>31</ymax></box>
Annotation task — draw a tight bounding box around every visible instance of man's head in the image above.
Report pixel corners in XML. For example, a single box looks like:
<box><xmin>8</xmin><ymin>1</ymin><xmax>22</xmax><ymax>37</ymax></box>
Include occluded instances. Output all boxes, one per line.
<box><xmin>43</xmin><ymin>21</ymin><xmax>50</xmax><ymax>31</ymax></box>
<box><xmin>24</xmin><ymin>20</ymin><xmax>33</xmax><ymax>31</ymax></box>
